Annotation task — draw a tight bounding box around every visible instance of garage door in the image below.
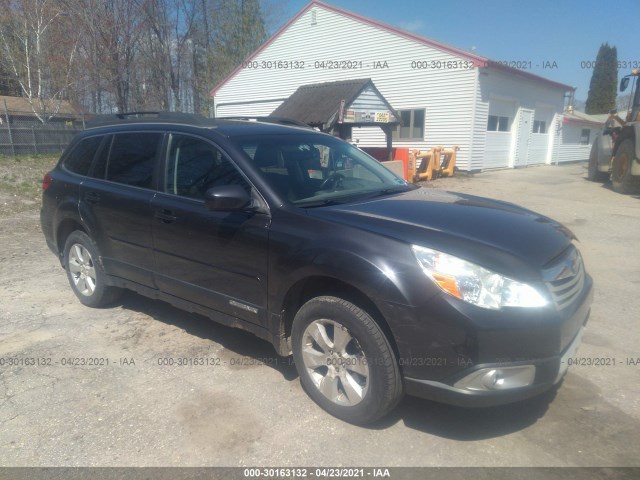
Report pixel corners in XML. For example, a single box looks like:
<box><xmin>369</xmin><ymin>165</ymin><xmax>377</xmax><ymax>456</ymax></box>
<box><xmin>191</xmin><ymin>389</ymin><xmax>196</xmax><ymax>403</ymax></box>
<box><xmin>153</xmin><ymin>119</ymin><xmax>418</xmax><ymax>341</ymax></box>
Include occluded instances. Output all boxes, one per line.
<box><xmin>484</xmin><ymin>99</ymin><xmax>515</xmax><ymax>168</ymax></box>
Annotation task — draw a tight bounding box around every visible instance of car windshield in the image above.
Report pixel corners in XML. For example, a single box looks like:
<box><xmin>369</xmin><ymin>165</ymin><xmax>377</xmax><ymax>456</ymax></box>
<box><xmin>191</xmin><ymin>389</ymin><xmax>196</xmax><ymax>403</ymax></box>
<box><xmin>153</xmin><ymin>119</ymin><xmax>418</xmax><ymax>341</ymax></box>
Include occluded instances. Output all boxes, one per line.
<box><xmin>232</xmin><ymin>133</ymin><xmax>412</xmax><ymax>206</ymax></box>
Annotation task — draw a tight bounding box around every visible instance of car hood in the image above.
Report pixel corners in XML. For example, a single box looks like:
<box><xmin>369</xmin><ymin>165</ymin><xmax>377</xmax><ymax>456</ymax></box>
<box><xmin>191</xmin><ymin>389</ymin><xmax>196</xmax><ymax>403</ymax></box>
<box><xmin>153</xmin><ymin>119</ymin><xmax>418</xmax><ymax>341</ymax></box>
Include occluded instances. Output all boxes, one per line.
<box><xmin>307</xmin><ymin>187</ymin><xmax>574</xmax><ymax>272</ymax></box>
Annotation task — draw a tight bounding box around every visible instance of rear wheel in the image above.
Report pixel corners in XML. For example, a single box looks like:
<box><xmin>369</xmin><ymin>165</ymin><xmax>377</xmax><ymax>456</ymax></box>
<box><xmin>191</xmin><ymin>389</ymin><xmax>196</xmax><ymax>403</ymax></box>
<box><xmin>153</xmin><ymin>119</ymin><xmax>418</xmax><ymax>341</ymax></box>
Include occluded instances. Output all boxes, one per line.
<box><xmin>587</xmin><ymin>138</ymin><xmax>608</xmax><ymax>182</ymax></box>
<box><xmin>611</xmin><ymin>139</ymin><xmax>638</xmax><ymax>194</ymax></box>
<box><xmin>64</xmin><ymin>231</ymin><xmax>121</xmax><ymax>307</ymax></box>
<box><xmin>291</xmin><ymin>296</ymin><xmax>403</xmax><ymax>425</ymax></box>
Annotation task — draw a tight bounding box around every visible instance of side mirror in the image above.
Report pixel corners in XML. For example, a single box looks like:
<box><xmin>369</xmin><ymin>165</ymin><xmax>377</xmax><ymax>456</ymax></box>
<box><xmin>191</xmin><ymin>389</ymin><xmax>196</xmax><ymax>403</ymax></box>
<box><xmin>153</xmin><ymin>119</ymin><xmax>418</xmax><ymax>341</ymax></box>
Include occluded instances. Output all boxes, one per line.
<box><xmin>204</xmin><ymin>185</ymin><xmax>251</xmax><ymax>211</ymax></box>
<box><xmin>620</xmin><ymin>77</ymin><xmax>630</xmax><ymax>92</ymax></box>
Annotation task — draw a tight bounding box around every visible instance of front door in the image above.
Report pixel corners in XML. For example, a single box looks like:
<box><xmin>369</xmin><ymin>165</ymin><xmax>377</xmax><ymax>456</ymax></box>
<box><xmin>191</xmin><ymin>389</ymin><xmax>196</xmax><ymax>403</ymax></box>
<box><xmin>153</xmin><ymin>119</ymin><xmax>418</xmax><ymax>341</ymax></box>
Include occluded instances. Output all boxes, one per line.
<box><xmin>151</xmin><ymin>133</ymin><xmax>270</xmax><ymax>326</ymax></box>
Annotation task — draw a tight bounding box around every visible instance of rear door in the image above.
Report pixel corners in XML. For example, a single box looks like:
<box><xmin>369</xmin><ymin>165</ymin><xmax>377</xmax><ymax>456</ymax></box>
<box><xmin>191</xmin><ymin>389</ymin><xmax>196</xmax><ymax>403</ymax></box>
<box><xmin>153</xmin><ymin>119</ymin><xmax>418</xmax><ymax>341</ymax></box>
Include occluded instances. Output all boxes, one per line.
<box><xmin>80</xmin><ymin>131</ymin><xmax>163</xmax><ymax>288</ymax></box>
<box><xmin>151</xmin><ymin>133</ymin><xmax>270</xmax><ymax>326</ymax></box>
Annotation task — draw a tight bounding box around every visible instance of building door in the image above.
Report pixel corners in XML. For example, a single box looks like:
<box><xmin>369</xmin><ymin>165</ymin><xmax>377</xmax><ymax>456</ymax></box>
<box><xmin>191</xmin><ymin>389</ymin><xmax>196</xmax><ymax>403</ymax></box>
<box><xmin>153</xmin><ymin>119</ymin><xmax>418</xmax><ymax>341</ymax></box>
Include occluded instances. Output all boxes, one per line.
<box><xmin>484</xmin><ymin>98</ymin><xmax>516</xmax><ymax>168</ymax></box>
<box><xmin>514</xmin><ymin>109</ymin><xmax>534</xmax><ymax>167</ymax></box>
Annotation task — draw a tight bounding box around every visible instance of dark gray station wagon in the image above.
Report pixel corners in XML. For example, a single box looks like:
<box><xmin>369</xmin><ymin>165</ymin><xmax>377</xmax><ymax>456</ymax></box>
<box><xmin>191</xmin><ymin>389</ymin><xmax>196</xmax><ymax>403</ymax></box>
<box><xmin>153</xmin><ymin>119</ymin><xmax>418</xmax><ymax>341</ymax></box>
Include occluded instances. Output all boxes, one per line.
<box><xmin>41</xmin><ymin>113</ymin><xmax>593</xmax><ymax>424</ymax></box>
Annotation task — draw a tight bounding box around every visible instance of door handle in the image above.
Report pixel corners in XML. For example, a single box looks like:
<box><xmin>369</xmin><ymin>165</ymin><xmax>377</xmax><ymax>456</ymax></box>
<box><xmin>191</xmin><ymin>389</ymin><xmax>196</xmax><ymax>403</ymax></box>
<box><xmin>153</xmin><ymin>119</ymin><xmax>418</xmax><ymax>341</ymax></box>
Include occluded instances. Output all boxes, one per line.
<box><xmin>85</xmin><ymin>192</ymin><xmax>100</xmax><ymax>204</ymax></box>
<box><xmin>154</xmin><ymin>208</ymin><xmax>177</xmax><ymax>224</ymax></box>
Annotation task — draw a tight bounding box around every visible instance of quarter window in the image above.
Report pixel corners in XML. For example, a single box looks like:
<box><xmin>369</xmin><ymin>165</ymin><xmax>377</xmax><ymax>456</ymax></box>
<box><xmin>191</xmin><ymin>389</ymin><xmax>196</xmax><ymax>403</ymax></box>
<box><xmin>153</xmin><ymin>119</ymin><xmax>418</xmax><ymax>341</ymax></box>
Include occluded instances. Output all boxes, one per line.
<box><xmin>63</xmin><ymin>136</ymin><xmax>103</xmax><ymax>176</ymax></box>
<box><xmin>105</xmin><ymin>133</ymin><xmax>162</xmax><ymax>189</ymax></box>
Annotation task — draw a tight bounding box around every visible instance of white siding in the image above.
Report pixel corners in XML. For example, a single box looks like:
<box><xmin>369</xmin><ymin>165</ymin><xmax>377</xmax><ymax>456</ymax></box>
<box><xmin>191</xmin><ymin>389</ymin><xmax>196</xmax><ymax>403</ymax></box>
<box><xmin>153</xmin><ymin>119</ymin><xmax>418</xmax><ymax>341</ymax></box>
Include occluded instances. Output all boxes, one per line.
<box><xmin>550</xmin><ymin>115</ymin><xmax>597</xmax><ymax>163</ymax></box>
<box><xmin>350</xmin><ymin>85</ymin><xmax>396</xmax><ymax>116</ymax></box>
<box><xmin>529</xmin><ymin>133</ymin><xmax>549</xmax><ymax>164</ymax></box>
<box><xmin>214</xmin><ymin>5</ymin><xmax>477</xmax><ymax>169</ymax></box>
<box><xmin>216</xmin><ymin>100</ymin><xmax>287</xmax><ymax>117</ymax></box>
<box><xmin>469</xmin><ymin>72</ymin><xmax>486</xmax><ymax>170</ymax></box>
<box><xmin>477</xmin><ymin>68</ymin><xmax>565</xmax><ymax>169</ymax></box>
<box><xmin>484</xmin><ymin>132</ymin><xmax>512</xmax><ymax>168</ymax></box>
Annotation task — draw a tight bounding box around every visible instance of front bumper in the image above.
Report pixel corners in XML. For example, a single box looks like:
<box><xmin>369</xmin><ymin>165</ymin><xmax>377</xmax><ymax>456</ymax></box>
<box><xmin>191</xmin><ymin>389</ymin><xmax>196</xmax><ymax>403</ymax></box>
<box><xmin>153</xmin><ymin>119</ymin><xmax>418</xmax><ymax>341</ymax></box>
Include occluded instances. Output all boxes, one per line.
<box><xmin>404</xmin><ymin>321</ymin><xmax>588</xmax><ymax>407</ymax></box>
<box><xmin>387</xmin><ymin>273</ymin><xmax>593</xmax><ymax>407</ymax></box>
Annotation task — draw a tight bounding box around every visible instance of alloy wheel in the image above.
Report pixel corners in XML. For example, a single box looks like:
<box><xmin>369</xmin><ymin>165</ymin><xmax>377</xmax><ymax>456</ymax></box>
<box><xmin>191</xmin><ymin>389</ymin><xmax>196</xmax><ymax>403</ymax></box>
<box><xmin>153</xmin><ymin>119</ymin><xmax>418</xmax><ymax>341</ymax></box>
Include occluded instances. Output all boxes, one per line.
<box><xmin>68</xmin><ymin>243</ymin><xmax>97</xmax><ymax>296</ymax></box>
<box><xmin>301</xmin><ymin>319</ymin><xmax>370</xmax><ymax>406</ymax></box>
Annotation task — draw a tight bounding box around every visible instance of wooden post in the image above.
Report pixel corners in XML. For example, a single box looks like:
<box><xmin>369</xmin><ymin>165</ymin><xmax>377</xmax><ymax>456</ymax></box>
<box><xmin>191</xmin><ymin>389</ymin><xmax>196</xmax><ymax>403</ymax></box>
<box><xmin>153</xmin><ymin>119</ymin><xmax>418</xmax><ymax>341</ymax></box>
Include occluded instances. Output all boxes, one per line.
<box><xmin>3</xmin><ymin>99</ymin><xmax>15</xmax><ymax>157</ymax></box>
<box><xmin>32</xmin><ymin>126</ymin><xmax>38</xmax><ymax>155</ymax></box>
<box><xmin>382</xmin><ymin>125</ymin><xmax>394</xmax><ymax>161</ymax></box>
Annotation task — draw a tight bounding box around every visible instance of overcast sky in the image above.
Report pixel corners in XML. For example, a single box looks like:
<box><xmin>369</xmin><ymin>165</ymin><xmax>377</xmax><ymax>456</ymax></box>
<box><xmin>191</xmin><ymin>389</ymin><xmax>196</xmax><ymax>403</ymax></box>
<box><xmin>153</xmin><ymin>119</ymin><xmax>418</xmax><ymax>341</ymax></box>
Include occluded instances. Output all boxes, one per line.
<box><xmin>280</xmin><ymin>0</ymin><xmax>639</xmax><ymax>101</ymax></box>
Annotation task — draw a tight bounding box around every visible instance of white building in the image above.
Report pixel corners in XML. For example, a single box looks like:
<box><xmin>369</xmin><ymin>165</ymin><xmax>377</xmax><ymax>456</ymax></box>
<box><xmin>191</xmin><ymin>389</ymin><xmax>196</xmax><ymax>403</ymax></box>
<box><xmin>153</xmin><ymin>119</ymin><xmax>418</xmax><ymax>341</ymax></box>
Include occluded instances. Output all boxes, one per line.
<box><xmin>211</xmin><ymin>0</ymin><xmax>581</xmax><ymax>171</ymax></box>
<box><xmin>548</xmin><ymin>111</ymin><xmax>606</xmax><ymax>164</ymax></box>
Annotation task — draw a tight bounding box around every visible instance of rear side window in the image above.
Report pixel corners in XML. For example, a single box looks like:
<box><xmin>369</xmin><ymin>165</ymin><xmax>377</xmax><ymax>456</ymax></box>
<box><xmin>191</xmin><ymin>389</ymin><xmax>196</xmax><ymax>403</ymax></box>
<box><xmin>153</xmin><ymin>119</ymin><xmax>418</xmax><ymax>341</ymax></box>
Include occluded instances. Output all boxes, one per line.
<box><xmin>105</xmin><ymin>132</ymin><xmax>162</xmax><ymax>189</ymax></box>
<box><xmin>63</xmin><ymin>136</ymin><xmax>103</xmax><ymax>176</ymax></box>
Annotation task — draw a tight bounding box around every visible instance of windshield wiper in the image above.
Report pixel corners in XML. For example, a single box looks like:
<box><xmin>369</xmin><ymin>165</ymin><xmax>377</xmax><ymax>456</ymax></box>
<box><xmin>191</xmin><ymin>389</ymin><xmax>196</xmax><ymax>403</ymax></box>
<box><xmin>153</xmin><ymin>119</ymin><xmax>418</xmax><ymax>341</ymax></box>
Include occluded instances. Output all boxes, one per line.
<box><xmin>359</xmin><ymin>185</ymin><xmax>413</xmax><ymax>199</ymax></box>
<box><xmin>297</xmin><ymin>198</ymin><xmax>346</xmax><ymax>208</ymax></box>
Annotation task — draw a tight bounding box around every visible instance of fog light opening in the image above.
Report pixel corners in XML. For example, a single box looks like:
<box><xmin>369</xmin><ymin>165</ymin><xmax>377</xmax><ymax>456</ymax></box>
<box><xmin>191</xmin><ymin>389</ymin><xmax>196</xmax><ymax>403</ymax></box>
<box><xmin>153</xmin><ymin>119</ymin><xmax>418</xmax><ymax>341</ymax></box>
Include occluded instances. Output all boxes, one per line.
<box><xmin>454</xmin><ymin>365</ymin><xmax>536</xmax><ymax>392</ymax></box>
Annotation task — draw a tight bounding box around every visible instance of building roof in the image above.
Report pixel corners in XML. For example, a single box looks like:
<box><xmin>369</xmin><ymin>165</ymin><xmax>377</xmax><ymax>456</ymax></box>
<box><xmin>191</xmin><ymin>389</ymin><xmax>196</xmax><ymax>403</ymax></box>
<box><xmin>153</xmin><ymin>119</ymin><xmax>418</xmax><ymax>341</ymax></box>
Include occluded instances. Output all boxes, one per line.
<box><xmin>562</xmin><ymin>110</ymin><xmax>608</xmax><ymax>127</ymax></box>
<box><xmin>270</xmin><ymin>78</ymin><xmax>398</xmax><ymax>130</ymax></box>
<box><xmin>0</xmin><ymin>95</ymin><xmax>83</xmax><ymax>117</ymax></box>
<box><xmin>211</xmin><ymin>0</ymin><xmax>574</xmax><ymax>97</ymax></box>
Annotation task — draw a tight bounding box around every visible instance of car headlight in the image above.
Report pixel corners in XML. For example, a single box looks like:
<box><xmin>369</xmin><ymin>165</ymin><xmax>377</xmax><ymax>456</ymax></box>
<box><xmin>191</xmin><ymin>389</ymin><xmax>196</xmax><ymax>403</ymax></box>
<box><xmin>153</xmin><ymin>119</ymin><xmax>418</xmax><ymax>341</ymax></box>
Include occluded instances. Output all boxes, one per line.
<box><xmin>411</xmin><ymin>245</ymin><xmax>548</xmax><ymax>309</ymax></box>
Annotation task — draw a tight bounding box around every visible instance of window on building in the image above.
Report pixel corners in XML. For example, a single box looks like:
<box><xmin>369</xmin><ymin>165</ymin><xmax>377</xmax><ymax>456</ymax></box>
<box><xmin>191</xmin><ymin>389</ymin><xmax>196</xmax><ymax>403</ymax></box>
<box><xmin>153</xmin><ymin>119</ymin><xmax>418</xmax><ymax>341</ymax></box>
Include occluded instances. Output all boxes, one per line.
<box><xmin>533</xmin><ymin>120</ymin><xmax>547</xmax><ymax>134</ymax></box>
<box><xmin>487</xmin><ymin>115</ymin><xmax>510</xmax><ymax>132</ymax></box>
<box><xmin>393</xmin><ymin>109</ymin><xmax>425</xmax><ymax>140</ymax></box>
<box><xmin>580</xmin><ymin>129</ymin><xmax>590</xmax><ymax>145</ymax></box>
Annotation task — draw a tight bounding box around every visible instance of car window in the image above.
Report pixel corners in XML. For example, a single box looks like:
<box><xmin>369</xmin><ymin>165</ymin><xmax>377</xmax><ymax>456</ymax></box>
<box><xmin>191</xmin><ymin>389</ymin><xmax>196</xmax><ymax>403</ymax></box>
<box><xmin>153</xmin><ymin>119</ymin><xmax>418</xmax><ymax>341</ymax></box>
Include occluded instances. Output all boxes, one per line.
<box><xmin>165</xmin><ymin>134</ymin><xmax>250</xmax><ymax>200</ymax></box>
<box><xmin>105</xmin><ymin>132</ymin><xmax>162</xmax><ymax>189</ymax></box>
<box><xmin>63</xmin><ymin>136</ymin><xmax>103</xmax><ymax>176</ymax></box>
<box><xmin>235</xmin><ymin>134</ymin><xmax>408</xmax><ymax>205</ymax></box>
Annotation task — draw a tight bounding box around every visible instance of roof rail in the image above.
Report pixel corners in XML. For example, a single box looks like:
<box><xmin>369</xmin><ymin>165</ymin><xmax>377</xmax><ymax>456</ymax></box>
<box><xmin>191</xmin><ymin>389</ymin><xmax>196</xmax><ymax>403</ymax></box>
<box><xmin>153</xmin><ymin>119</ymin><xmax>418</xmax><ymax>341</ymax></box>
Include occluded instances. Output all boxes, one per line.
<box><xmin>220</xmin><ymin>116</ymin><xmax>312</xmax><ymax>129</ymax></box>
<box><xmin>86</xmin><ymin>111</ymin><xmax>215</xmax><ymax>128</ymax></box>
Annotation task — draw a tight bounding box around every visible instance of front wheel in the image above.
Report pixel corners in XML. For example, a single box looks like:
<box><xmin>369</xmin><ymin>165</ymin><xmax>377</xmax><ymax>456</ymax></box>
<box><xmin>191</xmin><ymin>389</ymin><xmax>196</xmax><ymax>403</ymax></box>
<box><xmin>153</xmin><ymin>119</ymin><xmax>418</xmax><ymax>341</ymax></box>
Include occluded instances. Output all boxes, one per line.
<box><xmin>611</xmin><ymin>139</ymin><xmax>638</xmax><ymax>194</ymax></box>
<box><xmin>291</xmin><ymin>296</ymin><xmax>403</xmax><ymax>425</ymax></box>
<box><xmin>64</xmin><ymin>231</ymin><xmax>121</xmax><ymax>307</ymax></box>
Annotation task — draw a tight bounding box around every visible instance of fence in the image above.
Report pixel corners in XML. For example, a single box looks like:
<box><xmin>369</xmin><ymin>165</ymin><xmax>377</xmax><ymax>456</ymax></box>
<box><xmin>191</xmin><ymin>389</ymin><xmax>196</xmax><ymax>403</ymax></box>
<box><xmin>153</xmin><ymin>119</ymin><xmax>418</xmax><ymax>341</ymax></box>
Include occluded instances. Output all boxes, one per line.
<box><xmin>0</xmin><ymin>104</ymin><xmax>85</xmax><ymax>156</ymax></box>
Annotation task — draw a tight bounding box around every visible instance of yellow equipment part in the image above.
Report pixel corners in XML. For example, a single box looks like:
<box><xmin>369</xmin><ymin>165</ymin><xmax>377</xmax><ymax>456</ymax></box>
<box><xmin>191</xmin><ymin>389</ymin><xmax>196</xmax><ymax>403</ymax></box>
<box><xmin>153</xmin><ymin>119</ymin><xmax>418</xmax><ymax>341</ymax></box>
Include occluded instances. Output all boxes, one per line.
<box><xmin>408</xmin><ymin>146</ymin><xmax>459</xmax><ymax>182</ymax></box>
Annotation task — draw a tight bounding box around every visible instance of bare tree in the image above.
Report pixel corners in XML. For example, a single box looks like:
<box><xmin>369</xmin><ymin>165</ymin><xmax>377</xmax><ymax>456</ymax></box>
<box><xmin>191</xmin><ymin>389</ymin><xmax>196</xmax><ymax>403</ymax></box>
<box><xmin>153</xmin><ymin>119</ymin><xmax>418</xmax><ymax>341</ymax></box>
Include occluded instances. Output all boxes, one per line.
<box><xmin>0</xmin><ymin>0</ymin><xmax>274</xmax><ymax>115</ymax></box>
<box><xmin>139</xmin><ymin>0</ymin><xmax>199</xmax><ymax>111</ymax></box>
<box><xmin>71</xmin><ymin>0</ymin><xmax>142</xmax><ymax>113</ymax></box>
<box><xmin>0</xmin><ymin>0</ymin><xmax>79</xmax><ymax>122</ymax></box>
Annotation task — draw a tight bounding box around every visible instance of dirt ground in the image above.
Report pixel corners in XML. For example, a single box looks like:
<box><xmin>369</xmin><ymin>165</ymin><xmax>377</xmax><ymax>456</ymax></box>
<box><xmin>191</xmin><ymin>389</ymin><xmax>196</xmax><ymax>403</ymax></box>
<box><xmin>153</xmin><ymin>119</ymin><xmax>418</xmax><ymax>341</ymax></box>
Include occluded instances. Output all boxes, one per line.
<box><xmin>0</xmin><ymin>160</ymin><xmax>639</xmax><ymax>468</ymax></box>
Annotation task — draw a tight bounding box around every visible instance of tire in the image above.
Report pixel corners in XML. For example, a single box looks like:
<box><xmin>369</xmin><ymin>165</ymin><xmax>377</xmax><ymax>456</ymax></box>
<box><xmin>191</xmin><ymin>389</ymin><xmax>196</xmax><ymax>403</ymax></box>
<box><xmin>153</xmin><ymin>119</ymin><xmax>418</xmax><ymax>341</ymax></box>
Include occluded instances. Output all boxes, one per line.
<box><xmin>611</xmin><ymin>139</ymin><xmax>638</xmax><ymax>194</ymax></box>
<box><xmin>587</xmin><ymin>139</ymin><xmax>608</xmax><ymax>182</ymax></box>
<box><xmin>63</xmin><ymin>231</ymin><xmax>121</xmax><ymax>307</ymax></box>
<box><xmin>291</xmin><ymin>296</ymin><xmax>403</xmax><ymax>425</ymax></box>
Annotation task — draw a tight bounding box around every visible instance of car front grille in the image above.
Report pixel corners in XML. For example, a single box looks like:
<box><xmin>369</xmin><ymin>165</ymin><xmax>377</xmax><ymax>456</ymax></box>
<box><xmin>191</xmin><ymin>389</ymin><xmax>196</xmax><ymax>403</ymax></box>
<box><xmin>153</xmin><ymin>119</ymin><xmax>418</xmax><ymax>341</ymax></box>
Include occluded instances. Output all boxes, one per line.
<box><xmin>543</xmin><ymin>246</ymin><xmax>586</xmax><ymax>311</ymax></box>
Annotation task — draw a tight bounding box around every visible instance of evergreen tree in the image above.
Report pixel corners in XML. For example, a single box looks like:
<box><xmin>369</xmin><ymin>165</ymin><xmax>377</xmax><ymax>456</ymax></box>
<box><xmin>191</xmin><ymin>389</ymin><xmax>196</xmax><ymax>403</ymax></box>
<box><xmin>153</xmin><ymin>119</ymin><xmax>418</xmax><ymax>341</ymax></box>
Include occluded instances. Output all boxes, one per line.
<box><xmin>585</xmin><ymin>43</ymin><xmax>618</xmax><ymax>114</ymax></box>
<box><xmin>210</xmin><ymin>0</ymin><xmax>268</xmax><ymax>85</ymax></box>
